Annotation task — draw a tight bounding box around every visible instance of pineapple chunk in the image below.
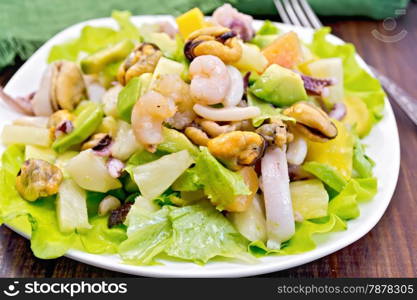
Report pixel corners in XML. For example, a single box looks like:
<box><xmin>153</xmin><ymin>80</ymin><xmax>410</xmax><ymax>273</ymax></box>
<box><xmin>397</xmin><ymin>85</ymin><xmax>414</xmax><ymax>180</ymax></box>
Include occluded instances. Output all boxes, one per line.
<box><xmin>66</xmin><ymin>150</ymin><xmax>122</xmax><ymax>192</ymax></box>
<box><xmin>149</xmin><ymin>57</ymin><xmax>184</xmax><ymax>89</ymax></box>
<box><xmin>110</xmin><ymin>120</ymin><xmax>143</xmax><ymax>161</ymax></box>
<box><xmin>25</xmin><ymin>145</ymin><xmax>56</xmax><ymax>163</ymax></box>
<box><xmin>228</xmin><ymin>194</ymin><xmax>267</xmax><ymax>242</ymax></box>
<box><xmin>290</xmin><ymin>179</ymin><xmax>329</xmax><ymax>220</ymax></box>
<box><xmin>55</xmin><ymin>151</ymin><xmax>78</xmax><ymax>178</ymax></box>
<box><xmin>232</xmin><ymin>43</ymin><xmax>268</xmax><ymax>73</ymax></box>
<box><xmin>306</xmin><ymin>120</ymin><xmax>354</xmax><ymax>179</ymax></box>
<box><xmin>343</xmin><ymin>96</ymin><xmax>373</xmax><ymax>137</ymax></box>
<box><xmin>132</xmin><ymin>150</ymin><xmax>194</xmax><ymax>200</ymax></box>
<box><xmin>56</xmin><ymin>179</ymin><xmax>91</xmax><ymax>233</ymax></box>
<box><xmin>2</xmin><ymin>125</ymin><xmax>51</xmax><ymax>147</ymax></box>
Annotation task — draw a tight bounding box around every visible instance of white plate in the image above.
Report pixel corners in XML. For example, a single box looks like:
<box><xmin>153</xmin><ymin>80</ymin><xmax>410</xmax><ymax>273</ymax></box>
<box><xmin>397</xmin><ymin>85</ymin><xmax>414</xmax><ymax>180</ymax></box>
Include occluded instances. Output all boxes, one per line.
<box><xmin>0</xmin><ymin>16</ymin><xmax>400</xmax><ymax>277</ymax></box>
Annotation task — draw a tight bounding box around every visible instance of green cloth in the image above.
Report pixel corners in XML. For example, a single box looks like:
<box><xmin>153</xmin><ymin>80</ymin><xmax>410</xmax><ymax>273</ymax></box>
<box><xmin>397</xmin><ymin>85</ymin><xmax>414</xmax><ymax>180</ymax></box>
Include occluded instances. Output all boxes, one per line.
<box><xmin>0</xmin><ymin>0</ymin><xmax>410</xmax><ymax>69</ymax></box>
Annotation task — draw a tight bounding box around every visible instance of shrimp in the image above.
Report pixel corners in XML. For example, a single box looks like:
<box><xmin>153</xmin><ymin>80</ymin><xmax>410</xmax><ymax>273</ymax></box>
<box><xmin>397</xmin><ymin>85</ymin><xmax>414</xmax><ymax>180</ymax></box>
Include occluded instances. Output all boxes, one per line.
<box><xmin>189</xmin><ymin>55</ymin><xmax>231</xmax><ymax>105</ymax></box>
<box><xmin>153</xmin><ymin>74</ymin><xmax>196</xmax><ymax>129</ymax></box>
<box><xmin>224</xmin><ymin>65</ymin><xmax>244</xmax><ymax>107</ymax></box>
<box><xmin>131</xmin><ymin>90</ymin><xmax>177</xmax><ymax>152</ymax></box>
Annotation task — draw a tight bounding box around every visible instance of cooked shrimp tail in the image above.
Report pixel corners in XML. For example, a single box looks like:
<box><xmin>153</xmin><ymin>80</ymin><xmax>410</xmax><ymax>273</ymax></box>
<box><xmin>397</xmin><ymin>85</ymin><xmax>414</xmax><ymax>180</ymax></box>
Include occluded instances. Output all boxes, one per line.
<box><xmin>189</xmin><ymin>55</ymin><xmax>231</xmax><ymax>105</ymax></box>
<box><xmin>131</xmin><ymin>90</ymin><xmax>177</xmax><ymax>152</ymax></box>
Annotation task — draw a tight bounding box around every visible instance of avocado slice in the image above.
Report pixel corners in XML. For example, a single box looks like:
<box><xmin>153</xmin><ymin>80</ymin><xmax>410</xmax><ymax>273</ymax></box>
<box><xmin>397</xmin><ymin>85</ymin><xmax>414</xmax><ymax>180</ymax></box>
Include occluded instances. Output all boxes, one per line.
<box><xmin>250</xmin><ymin>34</ymin><xmax>279</xmax><ymax>49</ymax></box>
<box><xmin>158</xmin><ymin>127</ymin><xmax>199</xmax><ymax>158</ymax></box>
<box><xmin>81</xmin><ymin>40</ymin><xmax>134</xmax><ymax>74</ymax></box>
<box><xmin>52</xmin><ymin>102</ymin><xmax>103</xmax><ymax>153</ymax></box>
<box><xmin>250</xmin><ymin>64</ymin><xmax>307</xmax><ymax>107</ymax></box>
<box><xmin>117</xmin><ymin>73</ymin><xmax>152</xmax><ymax>123</ymax></box>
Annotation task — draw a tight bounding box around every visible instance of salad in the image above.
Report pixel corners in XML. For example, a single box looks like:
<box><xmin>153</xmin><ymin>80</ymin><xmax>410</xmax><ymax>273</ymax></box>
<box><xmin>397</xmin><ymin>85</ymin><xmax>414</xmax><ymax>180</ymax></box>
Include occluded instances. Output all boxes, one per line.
<box><xmin>0</xmin><ymin>5</ymin><xmax>385</xmax><ymax>266</ymax></box>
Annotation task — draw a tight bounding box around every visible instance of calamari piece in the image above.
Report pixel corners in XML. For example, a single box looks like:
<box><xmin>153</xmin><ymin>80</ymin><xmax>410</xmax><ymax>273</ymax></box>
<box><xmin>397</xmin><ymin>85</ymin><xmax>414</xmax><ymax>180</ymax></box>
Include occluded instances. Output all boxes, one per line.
<box><xmin>212</xmin><ymin>4</ymin><xmax>254</xmax><ymax>41</ymax></box>
<box><xmin>261</xmin><ymin>146</ymin><xmax>295</xmax><ymax>249</ymax></box>
<box><xmin>193</xmin><ymin>104</ymin><xmax>260</xmax><ymax>121</ymax></box>
<box><xmin>0</xmin><ymin>87</ymin><xmax>34</xmax><ymax>115</ymax></box>
<box><xmin>224</xmin><ymin>65</ymin><xmax>244</xmax><ymax>107</ymax></box>
<box><xmin>301</xmin><ymin>74</ymin><xmax>335</xmax><ymax>97</ymax></box>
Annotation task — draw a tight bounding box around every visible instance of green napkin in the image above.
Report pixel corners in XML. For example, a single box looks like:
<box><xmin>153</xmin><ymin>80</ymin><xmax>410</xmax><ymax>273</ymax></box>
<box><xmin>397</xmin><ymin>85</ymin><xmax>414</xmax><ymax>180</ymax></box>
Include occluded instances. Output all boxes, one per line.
<box><xmin>0</xmin><ymin>0</ymin><xmax>410</xmax><ymax>69</ymax></box>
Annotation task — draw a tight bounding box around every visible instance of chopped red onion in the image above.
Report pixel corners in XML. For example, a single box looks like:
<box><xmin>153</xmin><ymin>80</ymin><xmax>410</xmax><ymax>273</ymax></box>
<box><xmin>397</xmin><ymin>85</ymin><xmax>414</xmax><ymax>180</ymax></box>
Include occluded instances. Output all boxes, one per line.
<box><xmin>106</xmin><ymin>157</ymin><xmax>125</xmax><ymax>178</ymax></box>
<box><xmin>55</xmin><ymin>120</ymin><xmax>74</xmax><ymax>138</ymax></box>
<box><xmin>328</xmin><ymin>102</ymin><xmax>347</xmax><ymax>120</ymax></box>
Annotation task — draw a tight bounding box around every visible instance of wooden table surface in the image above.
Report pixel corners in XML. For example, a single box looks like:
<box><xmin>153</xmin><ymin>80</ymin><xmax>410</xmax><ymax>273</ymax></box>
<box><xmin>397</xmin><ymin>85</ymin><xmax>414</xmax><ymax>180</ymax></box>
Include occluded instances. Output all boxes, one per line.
<box><xmin>1</xmin><ymin>5</ymin><xmax>416</xmax><ymax>278</ymax></box>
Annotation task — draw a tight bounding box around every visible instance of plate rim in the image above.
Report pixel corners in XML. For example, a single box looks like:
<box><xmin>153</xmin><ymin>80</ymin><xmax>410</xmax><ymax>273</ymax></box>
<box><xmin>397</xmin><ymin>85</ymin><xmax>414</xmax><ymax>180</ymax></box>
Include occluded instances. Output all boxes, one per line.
<box><xmin>2</xmin><ymin>15</ymin><xmax>401</xmax><ymax>278</ymax></box>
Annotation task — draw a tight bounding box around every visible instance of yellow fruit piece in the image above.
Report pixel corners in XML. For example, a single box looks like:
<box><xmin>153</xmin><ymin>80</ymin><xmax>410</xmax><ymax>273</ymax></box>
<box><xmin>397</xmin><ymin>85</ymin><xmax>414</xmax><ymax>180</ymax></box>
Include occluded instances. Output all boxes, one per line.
<box><xmin>176</xmin><ymin>7</ymin><xmax>206</xmax><ymax>38</ymax></box>
<box><xmin>261</xmin><ymin>31</ymin><xmax>303</xmax><ymax>69</ymax></box>
<box><xmin>306</xmin><ymin>120</ymin><xmax>354</xmax><ymax>179</ymax></box>
<box><xmin>232</xmin><ymin>43</ymin><xmax>268</xmax><ymax>73</ymax></box>
<box><xmin>343</xmin><ymin>96</ymin><xmax>373</xmax><ymax>138</ymax></box>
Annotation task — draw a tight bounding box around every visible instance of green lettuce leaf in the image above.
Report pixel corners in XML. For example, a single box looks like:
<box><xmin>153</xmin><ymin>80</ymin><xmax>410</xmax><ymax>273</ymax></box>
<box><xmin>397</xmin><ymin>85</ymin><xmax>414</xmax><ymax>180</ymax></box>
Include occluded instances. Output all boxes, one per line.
<box><xmin>257</xmin><ymin>20</ymin><xmax>280</xmax><ymax>35</ymax></box>
<box><xmin>0</xmin><ymin>145</ymin><xmax>129</xmax><ymax>259</ymax></box>
<box><xmin>329</xmin><ymin>177</ymin><xmax>378</xmax><ymax>220</ymax></box>
<box><xmin>0</xmin><ymin>145</ymin><xmax>81</xmax><ymax>258</ymax></box>
<box><xmin>111</xmin><ymin>11</ymin><xmax>141</xmax><ymax>41</ymax></box>
<box><xmin>250</xmin><ymin>20</ymin><xmax>280</xmax><ymax>49</ymax></box>
<box><xmin>79</xmin><ymin>216</ymin><xmax>127</xmax><ymax>254</ymax></box>
<box><xmin>328</xmin><ymin>182</ymin><xmax>360</xmax><ymax>220</ymax></box>
<box><xmin>158</xmin><ymin>127</ymin><xmax>199</xmax><ymax>158</ymax></box>
<box><xmin>351</xmin><ymin>177</ymin><xmax>378</xmax><ymax>202</ymax></box>
<box><xmin>48</xmin><ymin>10</ymin><xmax>141</xmax><ymax>63</ymax></box>
<box><xmin>119</xmin><ymin>202</ymin><xmax>251</xmax><ymax>265</ymax></box>
<box><xmin>302</xmin><ymin>161</ymin><xmax>348</xmax><ymax>193</ymax></box>
<box><xmin>247</xmin><ymin>92</ymin><xmax>294</xmax><ymax>127</ymax></box>
<box><xmin>154</xmin><ymin>190</ymin><xmax>184</xmax><ymax>207</ymax></box>
<box><xmin>309</xmin><ymin>27</ymin><xmax>385</xmax><ymax>123</ymax></box>
<box><xmin>353</xmin><ymin>139</ymin><xmax>374</xmax><ymax>178</ymax></box>
<box><xmin>249</xmin><ymin>214</ymin><xmax>345</xmax><ymax>256</ymax></box>
<box><xmin>127</xmin><ymin>149</ymin><xmax>166</xmax><ymax>166</ymax></box>
<box><xmin>118</xmin><ymin>206</ymin><xmax>172</xmax><ymax>265</ymax></box>
<box><xmin>124</xmin><ymin>149</ymin><xmax>166</xmax><ymax>180</ymax></box>
<box><xmin>194</xmin><ymin>147</ymin><xmax>250</xmax><ymax>210</ymax></box>
<box><xmin>171</xmin><ymin>169</ymin><xmax>203</xmax><ymax>192</ymax></box>
<box><xmin>165</xmin><ymin>202</ymin><xmax>252</xmax><ymax>264</ymax></box>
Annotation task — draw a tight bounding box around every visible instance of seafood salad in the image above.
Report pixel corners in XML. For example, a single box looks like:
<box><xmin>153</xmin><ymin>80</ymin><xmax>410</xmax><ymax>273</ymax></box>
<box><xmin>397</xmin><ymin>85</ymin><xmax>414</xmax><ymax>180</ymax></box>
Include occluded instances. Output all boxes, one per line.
<box><xmin>0</xmin><ymin>5</ymin><xmax>385</xmax><ymax>265</ymax></box>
